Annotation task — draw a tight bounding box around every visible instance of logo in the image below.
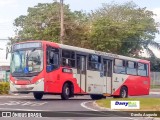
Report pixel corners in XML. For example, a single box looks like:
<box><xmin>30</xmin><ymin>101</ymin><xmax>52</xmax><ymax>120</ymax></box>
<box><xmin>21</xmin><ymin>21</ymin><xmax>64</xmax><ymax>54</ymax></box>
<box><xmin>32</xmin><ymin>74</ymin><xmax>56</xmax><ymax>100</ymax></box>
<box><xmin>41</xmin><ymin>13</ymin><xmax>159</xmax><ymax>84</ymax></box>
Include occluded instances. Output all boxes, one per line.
<box><xmin>2</xmin><ymin>112</ymin><xmax>11</xmax><ymax>117</ymax></box>
<box><xmin>111</xmin><ymin>101</ymin><xmax>140</xmax><ymax>109</ymax></box>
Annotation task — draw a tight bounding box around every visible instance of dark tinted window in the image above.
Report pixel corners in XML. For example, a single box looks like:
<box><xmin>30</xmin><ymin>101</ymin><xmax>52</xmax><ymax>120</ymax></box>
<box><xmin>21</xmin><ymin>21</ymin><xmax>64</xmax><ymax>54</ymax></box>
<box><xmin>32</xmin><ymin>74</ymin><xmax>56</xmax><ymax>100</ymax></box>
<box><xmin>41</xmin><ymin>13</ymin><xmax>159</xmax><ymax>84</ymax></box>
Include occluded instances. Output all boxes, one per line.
<box><xmin>88</xmin><ymin>54</ymin><xmax>101</xmax><ymax>71</ymax></box>
<box><xmin>126</xmin><ymin>61</ymin><xmax>137</xmax><ymax>75</ymax></box>
<box><xmin>61</xmin><ymin>50</ymin><xmax>75</xmax><ymax>68</ymax></box>
<box><xmin>138</xmin><ymin>63</ymin><xmax>148</xmax><ymax>76</ymax></box>
<box><xmin>114</xmin><ymin>59</ymin><xmax>126</xmax><ymax>74</ymax></box>
<box><xmin>46</xmin><ymin>46</ymin><xmax>59</xmax><ymax>72</ymax></box>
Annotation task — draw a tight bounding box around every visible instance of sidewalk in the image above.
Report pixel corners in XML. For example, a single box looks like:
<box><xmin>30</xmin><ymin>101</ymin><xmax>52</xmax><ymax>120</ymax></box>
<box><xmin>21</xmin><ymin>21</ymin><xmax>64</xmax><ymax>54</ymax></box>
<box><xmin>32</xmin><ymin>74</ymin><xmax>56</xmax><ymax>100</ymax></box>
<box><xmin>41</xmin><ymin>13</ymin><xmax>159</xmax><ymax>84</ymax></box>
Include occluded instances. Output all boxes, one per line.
<box><xmin>150</xmin><ymin>89</ymin><xmax>160</xmax><ymax>92</ymax></box>
<box><xmin>150</xmin><ymin>89</ymin><xmax>160</xmax><ymax>95</ymax></box>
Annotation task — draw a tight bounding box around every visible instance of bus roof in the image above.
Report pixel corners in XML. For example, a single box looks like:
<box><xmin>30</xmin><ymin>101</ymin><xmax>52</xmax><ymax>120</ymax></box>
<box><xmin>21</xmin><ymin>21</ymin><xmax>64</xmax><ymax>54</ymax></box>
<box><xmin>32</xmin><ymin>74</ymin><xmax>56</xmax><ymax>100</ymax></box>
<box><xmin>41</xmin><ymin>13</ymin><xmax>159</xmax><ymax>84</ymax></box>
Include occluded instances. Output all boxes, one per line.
<box><xmin>13</xmin><ymin>40</ymin><xmax>150</xmax><ymax>63</ymax></box>
<box><xmin>58</xmin><ymin>43</ymin><xmax>149</xmax><ymax>63</ymax></box>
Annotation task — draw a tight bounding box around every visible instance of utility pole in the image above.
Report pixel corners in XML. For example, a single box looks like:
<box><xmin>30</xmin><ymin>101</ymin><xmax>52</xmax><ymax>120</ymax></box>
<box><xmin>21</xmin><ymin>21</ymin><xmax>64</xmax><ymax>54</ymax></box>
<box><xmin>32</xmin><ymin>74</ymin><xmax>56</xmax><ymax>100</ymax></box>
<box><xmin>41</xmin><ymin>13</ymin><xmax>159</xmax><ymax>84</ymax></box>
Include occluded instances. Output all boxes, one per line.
<box><xmin>60</xmin><ymin>0</ymin><xmax>64</xmax><ymax>44</ymax></box>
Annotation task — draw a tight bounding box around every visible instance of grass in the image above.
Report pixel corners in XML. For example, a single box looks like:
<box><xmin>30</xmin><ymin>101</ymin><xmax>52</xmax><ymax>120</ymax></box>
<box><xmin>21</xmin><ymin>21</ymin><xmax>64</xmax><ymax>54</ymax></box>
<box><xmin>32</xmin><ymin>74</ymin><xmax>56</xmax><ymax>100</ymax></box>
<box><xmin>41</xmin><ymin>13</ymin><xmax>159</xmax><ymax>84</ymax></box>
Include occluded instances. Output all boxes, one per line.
<box><xmin>0</xmin><ymin>82</ymin><xmax>9</xmax><ymax>94</ymax></box>
<box><xmin>96</xmin><ymin>98</ymin><xmax>160</xmax><ymax>111</ymax></box>
<box><xmin>151</xmin><ymin>85</ymin><xmax>160</xmax><ymax>89</ymax></box>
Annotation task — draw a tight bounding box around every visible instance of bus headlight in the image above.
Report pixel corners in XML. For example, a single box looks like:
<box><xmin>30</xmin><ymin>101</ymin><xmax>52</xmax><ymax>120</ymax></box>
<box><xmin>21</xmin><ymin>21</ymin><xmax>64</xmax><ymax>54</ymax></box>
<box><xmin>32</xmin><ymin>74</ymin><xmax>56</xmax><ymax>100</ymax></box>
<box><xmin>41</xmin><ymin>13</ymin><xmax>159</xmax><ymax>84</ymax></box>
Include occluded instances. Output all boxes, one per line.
<box><xmin>35</xmin><ymin>78</ymin><xmax>44</xmax><ymax>85</ymax></box>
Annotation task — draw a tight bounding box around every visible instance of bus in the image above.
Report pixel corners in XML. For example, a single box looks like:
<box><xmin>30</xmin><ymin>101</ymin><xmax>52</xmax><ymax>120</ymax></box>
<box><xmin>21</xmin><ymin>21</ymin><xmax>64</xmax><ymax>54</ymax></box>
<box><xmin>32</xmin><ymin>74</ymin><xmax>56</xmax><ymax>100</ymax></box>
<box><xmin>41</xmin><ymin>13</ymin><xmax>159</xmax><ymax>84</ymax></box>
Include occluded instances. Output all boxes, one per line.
<box><xmin>9</xmin><ymin>40</ymin><xmax>150</xmax><ymax>100</ymax></box>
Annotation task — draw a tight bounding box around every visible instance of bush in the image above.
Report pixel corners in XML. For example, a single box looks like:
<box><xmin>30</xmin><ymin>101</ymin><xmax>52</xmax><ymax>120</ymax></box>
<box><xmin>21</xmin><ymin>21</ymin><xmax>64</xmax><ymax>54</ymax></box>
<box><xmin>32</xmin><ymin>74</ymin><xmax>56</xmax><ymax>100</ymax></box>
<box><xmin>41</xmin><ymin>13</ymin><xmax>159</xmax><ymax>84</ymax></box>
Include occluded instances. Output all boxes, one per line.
<box><xmin>0</xmin><ymin>82</ymin><xmax>9</xmax><ymax>94</ymax></box>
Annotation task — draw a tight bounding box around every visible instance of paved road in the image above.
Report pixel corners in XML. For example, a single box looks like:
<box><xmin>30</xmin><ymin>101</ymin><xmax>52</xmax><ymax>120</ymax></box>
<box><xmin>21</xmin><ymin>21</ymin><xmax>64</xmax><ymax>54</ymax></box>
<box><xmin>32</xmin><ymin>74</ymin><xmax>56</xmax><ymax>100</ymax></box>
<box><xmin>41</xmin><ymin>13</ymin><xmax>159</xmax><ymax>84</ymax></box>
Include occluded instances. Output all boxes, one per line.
<box><xmin>0</xmin><ymin>93</ymin><xmax>159</xmax><ymax>120</ymax></box>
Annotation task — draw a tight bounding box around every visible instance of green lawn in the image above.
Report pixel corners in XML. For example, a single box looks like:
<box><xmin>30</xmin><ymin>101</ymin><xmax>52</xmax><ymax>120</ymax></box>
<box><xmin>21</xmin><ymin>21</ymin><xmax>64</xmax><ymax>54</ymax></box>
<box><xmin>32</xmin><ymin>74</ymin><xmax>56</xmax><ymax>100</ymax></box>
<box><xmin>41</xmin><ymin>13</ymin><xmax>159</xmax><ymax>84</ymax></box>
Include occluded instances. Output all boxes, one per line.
<box><xmin>96</xmin><ymin>98</ymin><xmax>160</xmax><ymax>111</ymax></box>
<box><xmin>151</xmin><ymin>85</ymin><xmax>160</xmax><ymax>89</ymax></box>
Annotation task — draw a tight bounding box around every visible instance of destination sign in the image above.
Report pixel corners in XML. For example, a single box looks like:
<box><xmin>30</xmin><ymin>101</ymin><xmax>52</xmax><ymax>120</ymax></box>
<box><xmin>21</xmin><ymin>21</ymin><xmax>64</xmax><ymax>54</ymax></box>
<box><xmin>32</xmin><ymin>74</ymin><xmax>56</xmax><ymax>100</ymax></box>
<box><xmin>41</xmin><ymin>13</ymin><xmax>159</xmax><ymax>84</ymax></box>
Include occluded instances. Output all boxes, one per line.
<box><xmin>13</xmin><ymin>42</ymin><xmax>42</xmax><ymax>51</ymax></box>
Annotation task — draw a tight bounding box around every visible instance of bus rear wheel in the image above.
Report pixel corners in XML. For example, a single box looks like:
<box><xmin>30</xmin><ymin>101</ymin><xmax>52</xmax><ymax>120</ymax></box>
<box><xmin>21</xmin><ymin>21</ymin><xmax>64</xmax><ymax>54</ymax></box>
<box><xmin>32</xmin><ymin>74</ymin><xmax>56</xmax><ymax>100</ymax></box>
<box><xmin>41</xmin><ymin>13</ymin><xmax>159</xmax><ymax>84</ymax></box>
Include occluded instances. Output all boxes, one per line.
<box><xmin>61</xmin><ymin>83</ymin><xmax>70</xmax><ymax>100</ymax></box>
<box><xmin>120</xmin><ymin>86</ymin><xmax>128</xmax><ymax>98</ymax></box>
<box><xmin>90</xmin><ymin>94</ymin><xmax>105</xmax><ymax>100</ymax></box>
<box><xmin>33</xmin><ymin>92</ymin><xmax>43</xmax><ymax>100</ymax></box>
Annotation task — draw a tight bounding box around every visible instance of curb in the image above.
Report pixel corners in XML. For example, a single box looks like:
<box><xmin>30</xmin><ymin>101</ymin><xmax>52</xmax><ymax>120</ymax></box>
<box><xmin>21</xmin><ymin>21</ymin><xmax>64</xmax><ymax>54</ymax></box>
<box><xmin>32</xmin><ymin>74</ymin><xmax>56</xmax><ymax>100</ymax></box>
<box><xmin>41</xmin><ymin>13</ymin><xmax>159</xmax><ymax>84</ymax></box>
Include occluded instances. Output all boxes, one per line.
<box><xmin>93</xmin><ymin>101</ymin><xmax>114</xmax><ymax>111</ymax></box>
<box><xmin>150</xmin><ymin>92</ymin><xmax>160</xmax><ymax>95</ymax></box>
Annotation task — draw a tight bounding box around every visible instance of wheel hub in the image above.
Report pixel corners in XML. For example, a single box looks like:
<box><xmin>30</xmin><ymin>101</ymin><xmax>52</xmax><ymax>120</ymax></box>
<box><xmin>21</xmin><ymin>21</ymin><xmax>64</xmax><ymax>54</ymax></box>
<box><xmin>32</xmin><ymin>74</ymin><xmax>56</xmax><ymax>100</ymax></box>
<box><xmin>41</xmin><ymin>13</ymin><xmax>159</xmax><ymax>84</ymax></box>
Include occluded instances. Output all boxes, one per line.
<box><xmin>65</xmin><ymin>87</ymin><xmax>70</xmax><ymax>96</ymax></box>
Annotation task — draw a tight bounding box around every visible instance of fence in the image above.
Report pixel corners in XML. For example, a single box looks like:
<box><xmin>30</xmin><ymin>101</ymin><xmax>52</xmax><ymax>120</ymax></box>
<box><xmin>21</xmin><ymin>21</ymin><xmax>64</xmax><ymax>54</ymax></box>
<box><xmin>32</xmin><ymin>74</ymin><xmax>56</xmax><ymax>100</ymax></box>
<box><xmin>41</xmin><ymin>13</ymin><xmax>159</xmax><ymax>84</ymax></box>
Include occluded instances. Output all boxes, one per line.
<box><xmin>150</xmin><ymin>72</ymin><xmax>160</xmax><ymax>88</ymax></box>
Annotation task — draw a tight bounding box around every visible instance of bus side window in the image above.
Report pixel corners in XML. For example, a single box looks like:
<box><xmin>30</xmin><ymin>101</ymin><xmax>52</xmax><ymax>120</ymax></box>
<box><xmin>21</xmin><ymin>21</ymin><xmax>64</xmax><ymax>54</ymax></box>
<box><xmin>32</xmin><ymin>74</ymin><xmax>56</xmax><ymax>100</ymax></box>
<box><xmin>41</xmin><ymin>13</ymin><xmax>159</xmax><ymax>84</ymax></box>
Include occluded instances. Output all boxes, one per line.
<box><xmin>61</xmin><ymin>50</ymin><xmax>75</xmax><ymax>68</ymax></box>
<box><xmin>114</xmin><ymin>59</ymin><xmax>126</xmax><ymax>74</ymax></box>
<box><xmin>88</xmin><ymin>54</ymin><xmax>101</xmax><ymax>71</ymax></box>
<box><xmin>138</xmin><ymin>63</ymin><xmax>148</xmax><ymax>76</ymax></box>
<box><xmin>126</xmin><ymin>61</ymin><xmax>137</xmax><ymax>75</ymax></box>
<box><xmin>46</xmin><ymin>46</ymin><xmax>59</xmax><ymax>72</ymax></box>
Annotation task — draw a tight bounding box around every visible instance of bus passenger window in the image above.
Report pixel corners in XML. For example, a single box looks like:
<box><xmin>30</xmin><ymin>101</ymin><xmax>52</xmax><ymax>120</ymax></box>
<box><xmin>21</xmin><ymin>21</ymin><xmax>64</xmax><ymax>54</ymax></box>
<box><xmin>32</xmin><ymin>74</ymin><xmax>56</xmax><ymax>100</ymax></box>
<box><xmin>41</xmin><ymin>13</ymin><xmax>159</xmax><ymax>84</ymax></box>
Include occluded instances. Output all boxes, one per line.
<box><xmin>114</xmin><ymin>59</ymin><xmax>126</xmax><ymax>74</ymax></box>
<box><xmin>138</xmin><ymin>63</ymin><xmax>148</xmax><ymax>76</ymax></box>
<box><xmin>126</xmin><ymin>61</ymin><xmax>137</xmax><ymax>75</ymax></box>
<box><xmin>88</xmin><ymin>54</ymin><xmax>101</xmax><ymax>71</ymax></box>
<box><xmin>61</xmin><ymin>50</ymin><xmax>75</xmax><ymax>68</ymax></box>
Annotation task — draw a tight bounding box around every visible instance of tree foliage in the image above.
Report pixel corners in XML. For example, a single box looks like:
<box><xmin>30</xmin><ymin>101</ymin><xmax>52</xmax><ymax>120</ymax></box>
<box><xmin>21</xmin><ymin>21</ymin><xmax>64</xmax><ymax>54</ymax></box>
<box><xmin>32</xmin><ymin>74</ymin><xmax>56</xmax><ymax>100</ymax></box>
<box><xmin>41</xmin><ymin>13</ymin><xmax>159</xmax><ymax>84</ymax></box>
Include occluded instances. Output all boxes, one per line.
<box><xmin>11</xmin><ymin>1</ymin><xmax>160</xmax><ymax>58</ymax></box>
<box><xmin>12</xmin><ymin>2</ymin><xmax>89</xmax><ymax>48</ymax></box>
<box><xmin>89</xmin><ymin>2</ymin><xmax>160</xmax><ymax>57</ymax></box>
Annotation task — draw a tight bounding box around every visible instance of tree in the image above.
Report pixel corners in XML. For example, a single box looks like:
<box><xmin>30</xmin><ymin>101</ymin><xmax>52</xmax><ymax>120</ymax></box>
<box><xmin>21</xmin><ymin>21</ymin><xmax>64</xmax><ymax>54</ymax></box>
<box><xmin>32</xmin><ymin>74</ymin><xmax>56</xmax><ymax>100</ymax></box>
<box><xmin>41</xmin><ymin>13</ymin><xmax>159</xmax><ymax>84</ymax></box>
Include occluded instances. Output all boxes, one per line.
<box><xmin>140</xmin><ymin>56</ymin><xmax>160</xmax><ymax>72</ymax></box>
<box><xmin>11</xmin><ymin>1</ymin><xmax>160</xmax><ymax>58</ymax></box>
<box><xmin>12</xmin><ymin>2</ymin><xmax>89</xmax><ymax>48</ymax></box>
<box><xmin>88</xmin><ymin>2</ymin><xmax>160</xmax><ymax>57</ymax></box>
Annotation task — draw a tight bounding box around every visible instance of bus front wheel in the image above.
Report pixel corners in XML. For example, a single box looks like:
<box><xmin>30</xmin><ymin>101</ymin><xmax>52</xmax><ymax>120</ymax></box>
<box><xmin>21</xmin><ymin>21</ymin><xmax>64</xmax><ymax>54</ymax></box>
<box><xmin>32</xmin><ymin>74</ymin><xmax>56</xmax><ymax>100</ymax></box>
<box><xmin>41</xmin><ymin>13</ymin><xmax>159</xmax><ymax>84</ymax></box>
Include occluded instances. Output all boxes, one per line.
<box><xmin>61</xmin><ymin>83</ymin><xmax>70</xmax><ymax>100</ymax></box>
<box><xmin>33</xmin><ymin>92</ymin><xmax>43</xmax><ymax>100</ymax></box>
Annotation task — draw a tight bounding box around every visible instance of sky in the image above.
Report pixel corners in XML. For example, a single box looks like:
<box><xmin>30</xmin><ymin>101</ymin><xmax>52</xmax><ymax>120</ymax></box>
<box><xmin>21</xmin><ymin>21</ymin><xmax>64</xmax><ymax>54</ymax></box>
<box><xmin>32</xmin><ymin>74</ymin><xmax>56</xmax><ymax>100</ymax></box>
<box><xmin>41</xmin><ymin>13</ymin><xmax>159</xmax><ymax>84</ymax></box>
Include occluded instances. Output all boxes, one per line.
<box><xmin>0</xmin><ymin>0</ymin><xmax>160</xmax><ymax>65</ymax></box>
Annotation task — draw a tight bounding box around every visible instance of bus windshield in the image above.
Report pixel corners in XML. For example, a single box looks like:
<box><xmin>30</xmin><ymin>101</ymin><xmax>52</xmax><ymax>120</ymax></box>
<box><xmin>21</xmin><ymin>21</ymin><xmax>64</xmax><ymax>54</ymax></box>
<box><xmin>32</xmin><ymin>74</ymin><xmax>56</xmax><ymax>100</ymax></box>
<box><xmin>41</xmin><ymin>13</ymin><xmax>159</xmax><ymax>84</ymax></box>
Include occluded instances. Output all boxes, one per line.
<box><xmin>11</xmin><ymin>49</ymin><xmax>43</xmax><ymax>76</ymax></box>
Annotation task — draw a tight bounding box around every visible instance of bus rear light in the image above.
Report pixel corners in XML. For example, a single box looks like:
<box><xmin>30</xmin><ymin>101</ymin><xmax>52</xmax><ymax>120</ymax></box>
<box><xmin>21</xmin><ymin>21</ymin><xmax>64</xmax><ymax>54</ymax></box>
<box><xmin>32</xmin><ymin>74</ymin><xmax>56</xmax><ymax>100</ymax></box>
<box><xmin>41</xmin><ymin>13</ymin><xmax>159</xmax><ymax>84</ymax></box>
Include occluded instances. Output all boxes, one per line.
<box><xmin>35</xmin><ymin>78</ymin><xmax>44</xmax><ymax>85</ymax></box>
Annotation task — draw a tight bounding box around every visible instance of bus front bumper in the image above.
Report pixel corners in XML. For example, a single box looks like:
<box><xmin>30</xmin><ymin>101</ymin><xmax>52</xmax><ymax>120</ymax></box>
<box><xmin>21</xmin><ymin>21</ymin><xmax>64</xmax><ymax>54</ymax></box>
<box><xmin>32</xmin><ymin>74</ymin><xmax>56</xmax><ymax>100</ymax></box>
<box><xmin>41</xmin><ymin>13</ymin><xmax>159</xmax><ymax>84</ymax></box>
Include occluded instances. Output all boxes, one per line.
<box><xmin>10</xmin><ymin>78</ymin><xmax>44</xmax><ymax>93</ymax></box>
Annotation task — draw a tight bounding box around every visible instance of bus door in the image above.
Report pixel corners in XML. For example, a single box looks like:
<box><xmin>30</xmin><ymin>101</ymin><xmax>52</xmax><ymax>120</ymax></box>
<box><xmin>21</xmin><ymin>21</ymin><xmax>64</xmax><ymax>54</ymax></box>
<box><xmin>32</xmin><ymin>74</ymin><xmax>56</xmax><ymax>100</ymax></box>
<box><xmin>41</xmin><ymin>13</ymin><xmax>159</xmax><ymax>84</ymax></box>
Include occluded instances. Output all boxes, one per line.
<box><xmin>103</xmin><ymin>59</ymin><xmax>112</xmax><ymax>94</ymax></box>
<box><xmin>76</xmin><ymin>55</ymin><xmax>86</xmax><ymax>93</ymax></box>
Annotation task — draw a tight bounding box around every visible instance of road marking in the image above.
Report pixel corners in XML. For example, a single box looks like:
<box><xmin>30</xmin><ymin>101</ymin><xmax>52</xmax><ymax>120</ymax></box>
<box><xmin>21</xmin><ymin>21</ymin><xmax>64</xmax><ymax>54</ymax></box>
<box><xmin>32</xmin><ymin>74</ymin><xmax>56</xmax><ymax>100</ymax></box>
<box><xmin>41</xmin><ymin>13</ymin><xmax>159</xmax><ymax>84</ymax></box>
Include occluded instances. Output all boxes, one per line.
<box><xmin>80</xmin><ymin>101</ymin><xmax>98</xmax><ymax>111</ymax></box>
<box><xmin>0</xmin><ymin>101</ymin><xmax>47</xmax><ymax>106</ymax></box>
<box><xmin>81</xmin><ymin>101</ymin><xmax>138</xmax><ymax>120</ymax></box>
<box><xmin>0</xmin><ymin>108</ymin><xmax>45</xmax><ymax>111</ymax></box>
<box><xmin>0</xmin><ymin>96</ymin><xmax>30</xmax><ymax>98</ymax></box>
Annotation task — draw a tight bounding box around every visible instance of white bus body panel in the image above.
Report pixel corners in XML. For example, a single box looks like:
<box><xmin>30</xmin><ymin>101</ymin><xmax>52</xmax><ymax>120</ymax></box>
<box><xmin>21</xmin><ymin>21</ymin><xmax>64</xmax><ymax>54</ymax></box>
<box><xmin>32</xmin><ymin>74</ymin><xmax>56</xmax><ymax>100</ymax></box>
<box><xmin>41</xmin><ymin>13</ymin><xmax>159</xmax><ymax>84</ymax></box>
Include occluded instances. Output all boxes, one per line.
<box><xmin>112</xmin><ymin>74</ymin><xmax>129</xmax><ymax>93</ymax></box>
<box><xmin>10</xmin><ymin>80</ymin><xmax>44</xmax><ymax>92</ymax></box>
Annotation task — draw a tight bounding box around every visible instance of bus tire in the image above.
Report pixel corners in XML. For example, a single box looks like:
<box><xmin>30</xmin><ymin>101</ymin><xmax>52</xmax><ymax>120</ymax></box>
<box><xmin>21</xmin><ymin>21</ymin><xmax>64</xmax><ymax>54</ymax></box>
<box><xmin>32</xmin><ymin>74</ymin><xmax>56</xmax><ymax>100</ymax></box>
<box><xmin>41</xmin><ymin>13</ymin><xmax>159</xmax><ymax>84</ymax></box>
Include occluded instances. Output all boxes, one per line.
<box><xmin>33</xmin><ymin>92</ymin><xmax>43</xmax><ymax>100</ymax></box>
<box><xmin>120</xmin><ymin>86</ymin><xmax>128</xmax><ymax>98</ymax></box>
<box><xmin>90</xmin><ymin>94</ymin><xmax>104</xmax><ymax>100</ymax></box>
<box><xmin>61</xmin><ymin>83</ymin><xmax>70</xmax><ymax>100</ymax></box>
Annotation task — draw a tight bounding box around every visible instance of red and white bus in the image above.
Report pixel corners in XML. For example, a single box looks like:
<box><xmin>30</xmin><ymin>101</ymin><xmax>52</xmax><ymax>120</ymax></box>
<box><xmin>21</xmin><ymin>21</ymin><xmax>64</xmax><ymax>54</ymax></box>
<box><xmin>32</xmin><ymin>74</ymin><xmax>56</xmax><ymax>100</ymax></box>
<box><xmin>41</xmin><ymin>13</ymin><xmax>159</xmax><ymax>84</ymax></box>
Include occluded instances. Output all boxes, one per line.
<box><xmin>9</xmin><ymin>40</ymin><xmax>150</xmax><ymax>100</ymax></box>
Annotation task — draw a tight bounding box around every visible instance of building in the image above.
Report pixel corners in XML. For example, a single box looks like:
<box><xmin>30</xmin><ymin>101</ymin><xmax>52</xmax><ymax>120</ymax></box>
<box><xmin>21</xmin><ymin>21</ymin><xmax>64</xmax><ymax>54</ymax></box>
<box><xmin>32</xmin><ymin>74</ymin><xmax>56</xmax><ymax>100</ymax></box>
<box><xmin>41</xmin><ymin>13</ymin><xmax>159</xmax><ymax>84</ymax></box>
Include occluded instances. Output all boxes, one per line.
<box><xmin>0</xmin><ymin>66</ymin><xmax>10</xmax><ymax>82</ymax></box>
